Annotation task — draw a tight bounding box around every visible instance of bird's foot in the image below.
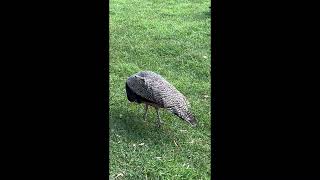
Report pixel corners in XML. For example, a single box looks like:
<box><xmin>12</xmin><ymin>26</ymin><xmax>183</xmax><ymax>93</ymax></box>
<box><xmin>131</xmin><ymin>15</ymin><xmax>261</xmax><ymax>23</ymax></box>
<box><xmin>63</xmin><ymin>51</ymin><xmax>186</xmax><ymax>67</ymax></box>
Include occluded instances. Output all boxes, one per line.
<box><xmin>156</xmin><ymin>120</ymin><xmax>164</xmax><ymax>128</ymax></box>
<box><xmin>143</xmin><ymin>113</ymin><xmax>148</xmax><ymax>122</ymax></box>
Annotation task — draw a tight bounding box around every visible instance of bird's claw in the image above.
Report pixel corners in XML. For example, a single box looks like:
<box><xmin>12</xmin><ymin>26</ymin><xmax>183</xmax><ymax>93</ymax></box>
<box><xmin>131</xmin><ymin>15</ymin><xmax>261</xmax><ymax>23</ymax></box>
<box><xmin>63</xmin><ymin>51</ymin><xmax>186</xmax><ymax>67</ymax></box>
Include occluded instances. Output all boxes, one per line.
<box><xmin>156</xmin><ymin>120</ymin><xmax>164</xmax><ymax>128</ymax></box>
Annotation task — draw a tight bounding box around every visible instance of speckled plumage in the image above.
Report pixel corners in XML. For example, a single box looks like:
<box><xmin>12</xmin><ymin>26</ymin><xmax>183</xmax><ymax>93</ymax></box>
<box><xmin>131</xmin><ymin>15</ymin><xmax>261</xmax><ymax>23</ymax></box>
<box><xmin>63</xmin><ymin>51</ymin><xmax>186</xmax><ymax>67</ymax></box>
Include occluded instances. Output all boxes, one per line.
<box><xmin>126</xmin><ymin>71</ymin><xmax>196</xmax><ymax>127</ymax></box>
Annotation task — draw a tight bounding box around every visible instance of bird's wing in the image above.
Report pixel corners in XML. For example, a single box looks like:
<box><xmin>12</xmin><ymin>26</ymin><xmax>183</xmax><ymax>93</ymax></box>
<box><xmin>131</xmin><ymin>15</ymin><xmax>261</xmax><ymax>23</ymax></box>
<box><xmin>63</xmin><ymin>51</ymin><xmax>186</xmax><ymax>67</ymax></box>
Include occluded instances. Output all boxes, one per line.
<box><xmin>126</xmin><ymin>76</ymin><xmax>158</xmax><ymax>104</ymax></box>
<box><xmin>148</xmin><ymin>79</ymin><xmax>189</xmax><ymax>109</ymax></box>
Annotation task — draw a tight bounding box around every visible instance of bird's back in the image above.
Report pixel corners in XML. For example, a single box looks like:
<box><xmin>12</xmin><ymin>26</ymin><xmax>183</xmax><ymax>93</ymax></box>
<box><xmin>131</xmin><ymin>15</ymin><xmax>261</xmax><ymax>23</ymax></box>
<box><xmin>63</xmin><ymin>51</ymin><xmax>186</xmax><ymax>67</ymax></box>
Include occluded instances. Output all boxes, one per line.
<box><xmin>126</xmin><ymin>71</ymin><xmax>196</xmax><ymax>126</ymax></box>
<box><xmin>126</xmin><ymin>71</ymin><xmax>189</xmax><ymax>109</ymax></box>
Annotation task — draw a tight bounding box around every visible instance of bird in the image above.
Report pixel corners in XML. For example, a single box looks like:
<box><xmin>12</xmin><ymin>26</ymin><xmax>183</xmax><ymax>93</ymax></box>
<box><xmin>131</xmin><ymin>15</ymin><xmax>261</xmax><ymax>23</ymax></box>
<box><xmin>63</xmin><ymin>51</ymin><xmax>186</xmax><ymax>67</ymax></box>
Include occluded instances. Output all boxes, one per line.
<box><xmin>125</xmin><ymin>71</ymin><xmax>197</xmax><ymax>127</ymax></box>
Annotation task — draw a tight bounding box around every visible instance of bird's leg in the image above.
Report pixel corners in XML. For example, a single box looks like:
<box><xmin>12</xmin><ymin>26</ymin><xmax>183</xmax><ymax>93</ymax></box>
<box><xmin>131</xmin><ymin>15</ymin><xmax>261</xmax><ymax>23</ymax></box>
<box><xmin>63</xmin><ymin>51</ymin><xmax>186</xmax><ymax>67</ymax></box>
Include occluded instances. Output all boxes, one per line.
<box><xmin>155</xmin><ymin>107</ymin><xmax>164</xmax><ymax>127</ymax></box>
<box><xmin>143</xmin><ymin>104</ymin><xmax>148</xmax><ymax>121</ymax></box>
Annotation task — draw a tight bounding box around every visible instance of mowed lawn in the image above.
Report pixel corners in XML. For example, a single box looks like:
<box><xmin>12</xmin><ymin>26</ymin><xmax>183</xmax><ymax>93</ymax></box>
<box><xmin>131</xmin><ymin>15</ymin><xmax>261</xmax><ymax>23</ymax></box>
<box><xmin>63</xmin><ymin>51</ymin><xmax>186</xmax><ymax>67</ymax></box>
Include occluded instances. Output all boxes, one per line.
<box><xmin>109</xmin><ymin>0</ymin><xmax>211</xmax><ymax>179</ymax></box>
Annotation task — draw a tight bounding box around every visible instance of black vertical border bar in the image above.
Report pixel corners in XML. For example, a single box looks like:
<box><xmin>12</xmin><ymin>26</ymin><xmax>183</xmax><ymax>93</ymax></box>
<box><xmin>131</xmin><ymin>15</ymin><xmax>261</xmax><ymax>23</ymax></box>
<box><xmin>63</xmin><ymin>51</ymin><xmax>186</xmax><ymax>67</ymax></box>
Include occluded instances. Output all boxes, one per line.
<box><xmin>104</xmin><ymin>0</ymin><xmax>110</xmax><ymax>178</ymax></box>
<box><xmin>211</xmin><ymin>0</ymin><xmax>217</xmax><ymax>179</ymax></box>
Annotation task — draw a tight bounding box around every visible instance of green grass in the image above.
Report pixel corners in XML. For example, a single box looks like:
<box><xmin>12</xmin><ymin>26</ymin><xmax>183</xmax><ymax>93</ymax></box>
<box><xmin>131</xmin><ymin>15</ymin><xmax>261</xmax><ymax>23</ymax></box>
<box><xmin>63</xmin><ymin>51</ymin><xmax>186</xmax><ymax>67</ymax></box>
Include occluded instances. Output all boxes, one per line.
<box><xmin>109</xmin><ymin>0</ymin><xmax>211</xmax><ymax>179</ymax></box>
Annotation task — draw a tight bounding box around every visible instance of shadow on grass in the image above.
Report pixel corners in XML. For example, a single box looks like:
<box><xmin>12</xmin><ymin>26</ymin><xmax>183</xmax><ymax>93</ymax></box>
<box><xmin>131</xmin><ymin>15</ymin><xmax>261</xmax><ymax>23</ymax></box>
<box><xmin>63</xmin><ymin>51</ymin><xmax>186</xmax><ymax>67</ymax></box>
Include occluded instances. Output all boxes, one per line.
<box><xmin>193</xmin><ymin>10</ymin><xmax>211</xmax><ymax>20</ymax></box>
<box><xmin>110</xmin><ymin>103</ymin><xmax>176</xmax><ymax>145</ymax></box>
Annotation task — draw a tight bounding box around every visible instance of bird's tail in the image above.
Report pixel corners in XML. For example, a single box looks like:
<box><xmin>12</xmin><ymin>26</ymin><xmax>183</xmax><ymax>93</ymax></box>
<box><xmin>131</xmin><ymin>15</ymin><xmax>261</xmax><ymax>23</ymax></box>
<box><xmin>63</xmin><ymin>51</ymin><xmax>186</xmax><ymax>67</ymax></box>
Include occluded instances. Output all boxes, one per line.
<box><xmin>168</xmin><ymin>107</ymin><xmax>197</xmax><ymax>127</ymax></box>
<box><xmin>185</xmin><ymin>111</ymin><xmax>197</xmax><ymax>127</ymax></box>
